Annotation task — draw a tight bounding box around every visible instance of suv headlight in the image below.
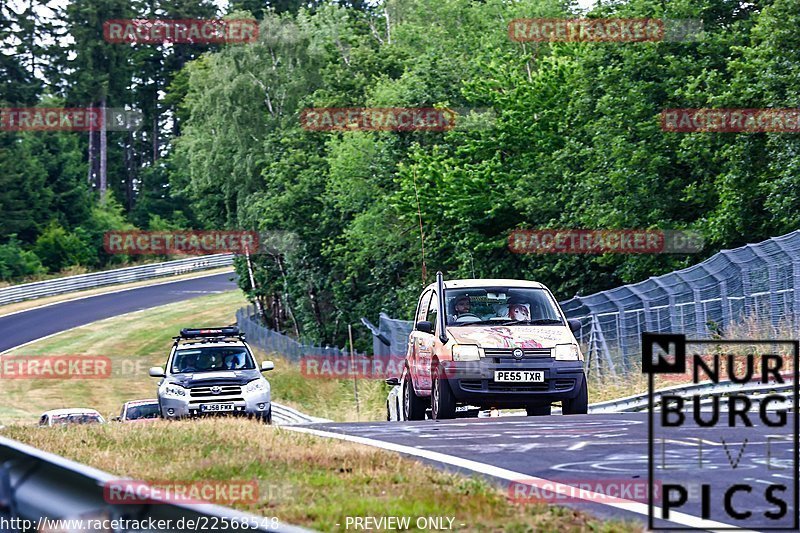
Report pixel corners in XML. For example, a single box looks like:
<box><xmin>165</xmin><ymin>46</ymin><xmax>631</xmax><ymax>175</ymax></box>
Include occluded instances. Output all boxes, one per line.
<box><xmin>452</xmin><ymin>344</ymin><xmax>480</xmax><ymax>362</ymax></box>
<box><xmin>554</xmin><ymin>343</ymin><xmax>581</xmax><ymax>361</ymax></box>
<box><xmin>244</xmin><ymin>379</ymin><xmax>268</xmax><ymax>394</ymax></box>
<box><xmin>162</xmin><ymin>384</ymin><xmax>187</xmax><ymax>398</ymax></box>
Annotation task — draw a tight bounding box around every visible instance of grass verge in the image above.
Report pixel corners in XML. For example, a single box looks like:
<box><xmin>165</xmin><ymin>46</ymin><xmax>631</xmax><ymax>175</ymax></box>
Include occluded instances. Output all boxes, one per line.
<box><xmin>3</xmin><ymin>419</ymin><xmax>642</xmax><ymax>532</ymax></box>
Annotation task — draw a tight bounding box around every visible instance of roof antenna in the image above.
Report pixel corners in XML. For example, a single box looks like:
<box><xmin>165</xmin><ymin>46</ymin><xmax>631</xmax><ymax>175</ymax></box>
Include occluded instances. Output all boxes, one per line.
<box><xmin>412</xmin><ymin>167</ymin><xmax>427</xmax><ymax>284</ymax></box>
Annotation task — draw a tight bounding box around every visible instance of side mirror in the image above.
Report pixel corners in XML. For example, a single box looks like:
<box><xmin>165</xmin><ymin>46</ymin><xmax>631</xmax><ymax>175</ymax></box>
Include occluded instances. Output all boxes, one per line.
<box><xmin>385</xmin><ymin>377</ymin><xmax>400</xmax><ymax>386</ymax></box>
<box><xmin>148</xmin><ymin>366</ymin><xmax>165</xmax><ymax>378</ymax></box>
<box><xmin>567</xmin><ymin>318</ymin><xmax>581</xmax><ymax>334</ymax></box>
<box><xmin>415</xmin><ymin>320</ymin><xmax>433</xmax><ymax>334</ymax></box>
<box><xmin>261</xmin><ymin>361</ymin><xmax>275</xmax><ymax>372</ymax></box>
<box><xmin>111</xmin><ymin>416</ymin><xmax>121</xmax><ymax>422</ymax></box>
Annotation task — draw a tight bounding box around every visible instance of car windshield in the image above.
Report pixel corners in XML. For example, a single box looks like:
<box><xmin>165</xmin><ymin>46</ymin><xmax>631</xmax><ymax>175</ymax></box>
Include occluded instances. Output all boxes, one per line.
<box><xmin>171</xmin><ymin>346</ymin><xmax>255</xmax><ymax>373</ymax></box>
<box><xmin>445</xmin><ymin>287</ymin><xmax>563</xmax><ymax>326</ymax></box>
<box><xmin>53</xmin><ymin>413</ymin><xmax>103</xmax><ymax>425</ymax></box>
<box><xmin>125</xmin><ymin>404</ymin><xmax>160</xmax><ymax>420</ymax></box>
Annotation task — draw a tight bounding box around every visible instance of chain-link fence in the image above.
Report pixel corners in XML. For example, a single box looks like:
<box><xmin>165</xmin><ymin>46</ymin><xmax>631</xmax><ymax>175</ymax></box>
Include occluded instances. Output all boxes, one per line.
<box><xmin>562</xmin><ymin>230</ymin><xmax>800</xmax><ymax>375</ymax></box>
<box><xmin>236</xmin><ymin>305</ymin><xmax>348</xmax><ymax>361</ymax></box>
<box><xmin>240</xmin><ymin>230</ymin><xmax>800</xmax><ymax>377</ymax></box>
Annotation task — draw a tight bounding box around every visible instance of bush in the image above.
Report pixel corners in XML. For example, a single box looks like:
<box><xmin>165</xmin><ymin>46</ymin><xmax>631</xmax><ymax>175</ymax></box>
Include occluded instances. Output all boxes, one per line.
<box><xmin>34</xmin><ymin>222</ymin><xmax>96</xmax><ymax>272</ymax></box>
<box><xmin>0</xmin><ymin>237</ymin><xmax>45</xmax><ymax>281</ymax></box>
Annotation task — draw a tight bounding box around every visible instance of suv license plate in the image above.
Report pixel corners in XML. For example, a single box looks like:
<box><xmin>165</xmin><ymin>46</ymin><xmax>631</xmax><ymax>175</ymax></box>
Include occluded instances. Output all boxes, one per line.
<box><xmin>200</xmin><ymin>403</ymin><xmax>235</xmax><ymax>412</ymax></box>
<box><xmin>494</xmin><ymin>370</ymin><xmax>544</xmax><ymax>383</ymax></box>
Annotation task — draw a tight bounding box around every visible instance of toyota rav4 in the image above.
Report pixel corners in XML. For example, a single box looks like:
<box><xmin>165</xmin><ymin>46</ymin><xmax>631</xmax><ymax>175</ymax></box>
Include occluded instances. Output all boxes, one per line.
<box><xmin>402</xmin><ymin>273</ymin><xmax>588</xmax><ymax>420</ymax></box>
<box><xmin>150</xmin><ymin>327</ymin><xmax>274</xmax><ymax>423</ymax></box>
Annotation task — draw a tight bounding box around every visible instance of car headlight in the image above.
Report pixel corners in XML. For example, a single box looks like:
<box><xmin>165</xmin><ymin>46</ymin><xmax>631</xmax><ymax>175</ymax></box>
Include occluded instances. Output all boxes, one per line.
<box><xmin>554</xmin><ymin>343</ymin><xmax>581</xmax><ymax>361</ymax></box>
<box><xmin>244</xmin><ymin>379</ymin><xmax>268</xmax><ymax>394</ymax></box>
<box><xmin>162</xmin><ymin>384</ymin><xmax>187</xmax><ymax>398</ymax></box>
<box><xmin>452</xmin><ymin>344</ymin><xmax>481</xmax><ymax>362</ymax></box>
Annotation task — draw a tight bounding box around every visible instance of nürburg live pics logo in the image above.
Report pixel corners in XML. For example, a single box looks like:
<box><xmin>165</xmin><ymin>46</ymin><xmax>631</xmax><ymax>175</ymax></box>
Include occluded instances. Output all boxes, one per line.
<box><xmin>643</xmin><ymin>332</ymin><xmax>799</xmax><ymax>530</ymax></box>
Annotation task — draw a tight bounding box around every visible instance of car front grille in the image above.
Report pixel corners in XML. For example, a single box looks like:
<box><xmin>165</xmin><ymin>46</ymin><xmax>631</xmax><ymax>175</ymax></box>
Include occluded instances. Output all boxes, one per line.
<box><xmin>460</xmin><ymin>378</ymin><xmax>574</xmax><ymax>393</ymax></box>
<box><xmin>188</xmin><ymin>385</ymin><xmax>244</xmax><ymax>403</ymax></box>
<box><xmin>483</xmin><ymin>348</ymin><xmax>552</xmax><ymax>359</ymax></box>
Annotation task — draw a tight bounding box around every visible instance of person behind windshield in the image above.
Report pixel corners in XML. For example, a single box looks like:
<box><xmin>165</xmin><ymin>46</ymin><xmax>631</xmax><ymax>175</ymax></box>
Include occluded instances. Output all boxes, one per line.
<box><xmin>454</xmin><ymin>296</ymin><xmax>471</xmax><ymax>316</ymax></box>
<box><xmin>508</xmin><ymin>303</ymin><xmax>531</xmax><ymax>321</ymax></box>
<box><xmin>225</xmin><ymin>353</ymin><xmax>244</xmax><ymax>370</ymax></box>
<box><xmin>181</xmin><ymin>354</ymin><xmax>199</xmax><ymax>373</ymax></box>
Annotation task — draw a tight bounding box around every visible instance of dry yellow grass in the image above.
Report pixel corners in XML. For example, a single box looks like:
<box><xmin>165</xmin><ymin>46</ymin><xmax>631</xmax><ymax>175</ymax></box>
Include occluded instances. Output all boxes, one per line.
<box><xmin>3</xmin><ymin>419</ymin><xmax>642</xmax><ymax>532</ymax></box>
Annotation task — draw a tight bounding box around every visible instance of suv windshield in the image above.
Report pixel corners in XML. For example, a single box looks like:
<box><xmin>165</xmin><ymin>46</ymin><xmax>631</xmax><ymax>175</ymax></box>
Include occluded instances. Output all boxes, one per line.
<box><xmin>445</xmin><ymin>287</ymin><xmax>563</xmax><ymax>326</ymax></box>
<box><xmin>171</xmin><ymin>346</ymin><xmax>255</xmax><ymax>373</ymax></box>
<box><xmin>125</xmin><ymin>404</ymin><xmax>160</xmax><ymax>420</ymax></box>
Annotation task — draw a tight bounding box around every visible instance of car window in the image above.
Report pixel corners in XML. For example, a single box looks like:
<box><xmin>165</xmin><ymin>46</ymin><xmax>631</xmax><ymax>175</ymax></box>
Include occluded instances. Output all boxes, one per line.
<box><xmin>126</xmin><ymin>404</ymin><xmax>160</xmax><ymax>420</ymax></box>
<box><xmin>172</xmin><ymin>346</ymin><xmax>255</xmax><ymax>373</ymax></box>
<box><xmin>445</xmin><ymin>287</ymin><xmax>563</xmax><ymax>326</ymax></box>
<box><xmin>425</xmin><ymin>291</ymin><xmax>438</xmax><ymax>332</ymax></box>
<box><xmin>415</xmin><ymin>290</ymin><xmax>431</xmax><ymax>325</ymax></box>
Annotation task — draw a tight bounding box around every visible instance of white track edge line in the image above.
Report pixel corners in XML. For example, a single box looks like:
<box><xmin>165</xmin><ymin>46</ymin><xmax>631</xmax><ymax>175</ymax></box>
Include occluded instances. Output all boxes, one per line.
<box><xmin>283</xmin><ymin>425</ymin><xmax>754</xmax><ymax>532</ymax></box>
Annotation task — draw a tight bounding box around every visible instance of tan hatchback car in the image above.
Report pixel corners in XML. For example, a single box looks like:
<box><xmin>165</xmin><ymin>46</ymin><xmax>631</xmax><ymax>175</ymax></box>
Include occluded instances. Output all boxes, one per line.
<box><xmin>402</xmin><ymin>273</ymin><xmax>587</xmax><ymax>420</ymax></box>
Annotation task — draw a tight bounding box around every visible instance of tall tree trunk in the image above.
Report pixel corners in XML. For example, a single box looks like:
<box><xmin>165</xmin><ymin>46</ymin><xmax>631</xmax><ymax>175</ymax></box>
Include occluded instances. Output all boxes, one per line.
<box><xmin>99</xmin><ymin>99</ymin><xmax>107</xmax><ymax>199</ymax></box>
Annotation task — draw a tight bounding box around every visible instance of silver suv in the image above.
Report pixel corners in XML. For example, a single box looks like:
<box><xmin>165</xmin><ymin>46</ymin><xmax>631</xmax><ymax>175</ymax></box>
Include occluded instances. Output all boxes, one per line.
<box><xmin>149</xmin><ymin>327</ymin><xmax>274</xmax><ymax>423</ymax></box>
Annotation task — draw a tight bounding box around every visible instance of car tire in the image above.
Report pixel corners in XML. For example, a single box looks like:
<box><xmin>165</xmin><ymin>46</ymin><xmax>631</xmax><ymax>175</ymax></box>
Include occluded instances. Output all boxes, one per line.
<box><xmin>562</xmin><ymin>375</ymin><xmax>588</xmax><ymax>415</ymax></box>
<box><xmin>526</xmin><ymin>405</ymin><xmax>551</xmax><ymax>416</ymax></box>
<box><xmin>403</xmin><ymin>372</ymin><xmax>427</xmax><ymax>421</ymax></box>
<box><xmin>262</xmin><ymin>407</ymin><xmax>272</xmax><ymax>424</ymax></box>
<box><xmin>431</xmin><ymin>364</ymin><xmax>456</xmax><ymax>420</ymax></box>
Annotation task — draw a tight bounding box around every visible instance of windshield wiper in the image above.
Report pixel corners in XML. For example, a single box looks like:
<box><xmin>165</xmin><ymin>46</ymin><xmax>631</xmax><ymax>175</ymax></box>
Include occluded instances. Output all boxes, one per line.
<box><xmin>498</xmin><ymin>319</ymin><xmax>564</xmax><ymax>326</ymax></box>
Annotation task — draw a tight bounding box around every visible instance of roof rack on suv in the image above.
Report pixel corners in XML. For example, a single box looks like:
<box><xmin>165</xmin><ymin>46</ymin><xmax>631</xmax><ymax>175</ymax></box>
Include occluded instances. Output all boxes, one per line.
<box><xmin>173</xmin><ymin>326</ymin><xmax>245</xmax><ymax>343</ymax></box>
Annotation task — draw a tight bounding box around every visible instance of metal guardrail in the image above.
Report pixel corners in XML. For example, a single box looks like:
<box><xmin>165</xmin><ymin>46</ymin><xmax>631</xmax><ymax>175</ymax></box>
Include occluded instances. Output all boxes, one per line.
<box><xmin>0</xmin><ymin>255</ymin><xmax>234</xmax><ymax>306</ymax></box>
<box><xmin>588</xmin><ymin>380</ymin><xmax>795</xmax><ymax>413</ymax></box>
<box><xmin>0</xmin><ymin>435</ymin><xmax>311</xmax><ymax>532</ymax></box>
<box><xmin>271</xmin><ymin>403</ymin><xmax>330</xmax><ymax>426</ymax></box>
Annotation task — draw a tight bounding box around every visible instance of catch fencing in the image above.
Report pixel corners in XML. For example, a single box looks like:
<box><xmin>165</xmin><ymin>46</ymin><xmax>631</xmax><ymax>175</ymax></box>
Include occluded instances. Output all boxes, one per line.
<box><xmin>562</xmin><ymin>230</ymin><xmax>800</xmax><ymax>375</ymax></box>
<box><xmin>236</xmin><ymin>306</ymin><xmax>349</xmax><ymax>360</ymax></box>
<box><xmin>239</xmin><ymin>231</ymin><xmax>800</xmax><ymax>378</ymax></box>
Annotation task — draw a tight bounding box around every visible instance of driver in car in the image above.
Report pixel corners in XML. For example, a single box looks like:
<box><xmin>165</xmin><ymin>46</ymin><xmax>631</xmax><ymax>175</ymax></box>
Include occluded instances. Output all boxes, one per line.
<box><xmin>454</xmin><ymin>296</ymin><xmax>471</xmax><ymax>316</ymax></box>
<box><xmin>181</xmin><ymin>354</ymin><xmax>199</xmax><ymax>373</ymax></box>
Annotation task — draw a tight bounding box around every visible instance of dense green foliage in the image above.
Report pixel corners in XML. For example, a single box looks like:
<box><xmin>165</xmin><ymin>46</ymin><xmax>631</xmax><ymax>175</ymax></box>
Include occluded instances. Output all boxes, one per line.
<box><xmin>3</xmin><ymin>0</ymin><xmax>800</xmax><ymax>348</ymax></box>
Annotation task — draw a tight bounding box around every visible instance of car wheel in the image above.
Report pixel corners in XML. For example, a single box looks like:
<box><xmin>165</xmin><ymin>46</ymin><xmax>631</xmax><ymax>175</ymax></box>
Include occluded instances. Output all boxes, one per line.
<box><xmin>403</xmin><ymin>372</ymin><xmax>427</xmax><ymax>421</ymax></box>
<box><xmin>431</xmin><ymin>364</ymin><xmax>456</xmax><ymax>420</ymax></box>
<box><xmin>526</xmin><ymin>405</ymin><xmax>551</xmax><ymax>416</ymax></box>
<box><xmin>562</xmin><ymin>375</ymin><xmax>588</xmax><ymax>415</ymax></box>
<box><xmin>262</xmin><ymin>407</ymin><xmax>272</xmax><ymax>424</ymax></box>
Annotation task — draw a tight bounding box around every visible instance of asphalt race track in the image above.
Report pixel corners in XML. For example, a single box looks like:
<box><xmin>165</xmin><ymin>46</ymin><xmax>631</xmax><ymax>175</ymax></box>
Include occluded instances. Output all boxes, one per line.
<box><xmin>0</xmin><ymin>272</ymin><xmax>237</xmax><ymax>353</ymax></box>
<box><xmin>298</xmin><ymin>413</ymin><xmax>798</xmax><ymax>530</ymax></box>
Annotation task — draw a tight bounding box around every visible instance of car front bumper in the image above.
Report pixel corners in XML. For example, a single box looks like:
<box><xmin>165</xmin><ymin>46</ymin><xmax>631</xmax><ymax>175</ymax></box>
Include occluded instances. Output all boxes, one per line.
<box><xmin>159</xmin><ymin>391</ymin><xmax>271</xmax><ymax>419</ymax></box>
<box><xmin>439</xmin><ymin>359</ymin><xmax>585</xmax><ymax>408</ymax></box>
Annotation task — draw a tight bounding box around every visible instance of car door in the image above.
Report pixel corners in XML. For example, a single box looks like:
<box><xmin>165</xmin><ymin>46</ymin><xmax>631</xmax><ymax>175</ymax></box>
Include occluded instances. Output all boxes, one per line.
<box><xmin>415</xmin><ymin>290</ymin><xmax>438</xmax><ymax>394</ymax></box>
<box><xmin>407</xmin><ymin>289</ymin><xmax>431</xmax><ymax>389</ymax></box>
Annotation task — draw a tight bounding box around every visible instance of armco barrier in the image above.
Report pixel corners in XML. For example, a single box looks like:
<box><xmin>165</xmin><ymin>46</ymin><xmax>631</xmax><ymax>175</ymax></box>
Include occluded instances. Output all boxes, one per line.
<box><xmin>0</xmin><ymin>254</ymin><xmax>234</xmax><ymax>306</ymax></box>
<box><xmin>0</xmin><ymin>435</ymin><xmax>312</xmax><ymax>532</ymax></box>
